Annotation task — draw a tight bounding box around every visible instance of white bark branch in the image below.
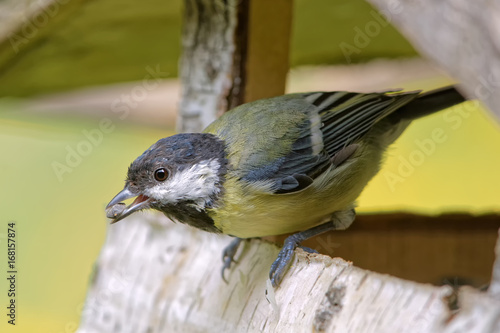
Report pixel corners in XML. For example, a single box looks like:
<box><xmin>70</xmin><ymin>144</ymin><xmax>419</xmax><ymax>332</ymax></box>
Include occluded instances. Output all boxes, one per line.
<box><xmin>366</xmin><ymin>0</ymin><xmax>500</xmax><ymax>120</ymax></box>
<box><xmin>178</xmin><ymin>0</ymin><xmax>243</xmax><ymax>133</ymax></box>
<box><xmin>77</xmin><ymin>215</ymin><xmax>500</xmax><ymax>332</ymax></box>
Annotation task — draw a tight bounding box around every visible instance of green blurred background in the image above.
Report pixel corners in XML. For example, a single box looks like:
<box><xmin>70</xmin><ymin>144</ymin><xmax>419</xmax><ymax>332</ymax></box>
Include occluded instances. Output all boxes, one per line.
<box><xmin>0</xmin><ymin>0</ymin><xmax>499</xmax><ymax>332</ymax></box>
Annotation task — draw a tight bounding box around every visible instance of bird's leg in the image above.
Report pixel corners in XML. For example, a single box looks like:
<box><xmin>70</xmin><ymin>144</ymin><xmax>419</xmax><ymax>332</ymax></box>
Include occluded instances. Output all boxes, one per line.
<box><xmin>298</xmin><ymin>246</ymin><xmax>318</xmax><ymax>254</ymax></box>
<box><xmin>221</xmin><ymin>237</ymin><xmax>243</xmax><ymax>283</ymax></box>
<box><xmin>269</xmin><ymin>209</ymin><xmax>355</xmax><ymax>288</ymax></box>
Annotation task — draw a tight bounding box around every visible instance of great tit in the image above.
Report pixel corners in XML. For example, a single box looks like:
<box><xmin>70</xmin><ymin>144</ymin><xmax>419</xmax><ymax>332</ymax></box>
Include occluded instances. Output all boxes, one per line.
<box><xmin>106</xmin><ymin>86</ymin><xmax>465</xmax><ymax>287</ymax></box>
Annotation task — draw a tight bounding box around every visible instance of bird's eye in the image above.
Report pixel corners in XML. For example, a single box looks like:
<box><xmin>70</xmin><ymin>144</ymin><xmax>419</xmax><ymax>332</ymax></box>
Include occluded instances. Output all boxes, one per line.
<box><xmin>154</xmin><ymin>168</ymin><xmax>169</xmax><ymax>181</ymax></box>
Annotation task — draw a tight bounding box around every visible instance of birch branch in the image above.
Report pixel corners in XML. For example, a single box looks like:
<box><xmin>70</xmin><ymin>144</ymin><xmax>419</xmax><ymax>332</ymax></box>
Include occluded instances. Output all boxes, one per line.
<box><xmin>366</xmin><ymin>0</ymin><xmax>500</xmax><ymax>120</ymax></box>
<box><xmin>178</xmin><ymin>0</ymin><xmax>243</xmax><ymax>132</ymax></box>
<box><xmin>77</xmin><ymin>214</ymin><xmax>500</xmax><ymax>333</ymax></box>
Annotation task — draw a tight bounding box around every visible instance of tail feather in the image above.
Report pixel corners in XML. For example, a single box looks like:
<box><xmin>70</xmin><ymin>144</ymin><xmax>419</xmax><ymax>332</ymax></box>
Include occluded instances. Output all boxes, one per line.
<box><xmin>395</xmin><ymin>86</ymin><xmax>466</xmax><ymax>120</ymax></box>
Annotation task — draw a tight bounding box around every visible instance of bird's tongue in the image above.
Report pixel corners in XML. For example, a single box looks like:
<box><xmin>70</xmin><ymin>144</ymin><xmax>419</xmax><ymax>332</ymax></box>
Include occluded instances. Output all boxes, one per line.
<box><xmin>131</xmin><ymin>194</ymin><xmax>149</xmax><ymax>206</ymax></box>
<box><xmin>106</xmin><ymin>188</ymin><xmax>152</xmax><ymax>223</ymax></box>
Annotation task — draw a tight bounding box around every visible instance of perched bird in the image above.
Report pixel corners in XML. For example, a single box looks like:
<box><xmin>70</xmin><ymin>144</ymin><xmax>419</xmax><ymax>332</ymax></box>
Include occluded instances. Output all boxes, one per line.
<box><xmin>106</xmin><ymin>86</ymin><xmax>465</xmax><ymax>287</ymax></box>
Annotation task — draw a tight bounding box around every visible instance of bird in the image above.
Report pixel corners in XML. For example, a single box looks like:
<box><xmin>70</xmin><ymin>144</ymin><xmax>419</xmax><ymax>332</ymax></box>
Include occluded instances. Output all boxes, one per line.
<box><xmin>106</xmin><ymin>86</ymin><xmax>466</xmax><ymax>287</ymax></box>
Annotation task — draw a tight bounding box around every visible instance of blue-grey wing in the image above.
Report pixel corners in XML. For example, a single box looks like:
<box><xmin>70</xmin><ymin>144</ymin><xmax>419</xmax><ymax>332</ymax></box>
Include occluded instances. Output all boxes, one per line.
<box><xmin>207</xmin><ymin>90</ymin><xmax>420</xmax><ymax>193</ymax></box>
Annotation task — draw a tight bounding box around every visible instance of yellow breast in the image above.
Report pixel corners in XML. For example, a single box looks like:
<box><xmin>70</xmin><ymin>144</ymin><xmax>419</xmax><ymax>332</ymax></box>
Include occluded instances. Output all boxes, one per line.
<box><xmin>209</xmin><ymin>145</ymin><xmax>382</xmax><ymax>238</ymax></box>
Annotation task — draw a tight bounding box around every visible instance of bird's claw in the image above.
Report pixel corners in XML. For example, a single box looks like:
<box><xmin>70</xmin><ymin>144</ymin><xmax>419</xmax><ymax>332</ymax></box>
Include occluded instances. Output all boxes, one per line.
<box><xmin>221</xmin><ymin>238</ymin><xmax>243</xmax><ymax>283</ymax></box>
<box><xmin>269</xmin><ymin>239</ymin><xmax>298</xmax><ymax>288</ymax></box>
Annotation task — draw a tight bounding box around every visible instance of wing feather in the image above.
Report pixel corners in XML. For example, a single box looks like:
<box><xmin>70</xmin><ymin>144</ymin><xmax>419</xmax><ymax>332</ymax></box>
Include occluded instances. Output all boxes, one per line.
<box><xmin>205</xmin><ymin>90</ymin><xmax>420</xmax><ymax>194</ymax></box>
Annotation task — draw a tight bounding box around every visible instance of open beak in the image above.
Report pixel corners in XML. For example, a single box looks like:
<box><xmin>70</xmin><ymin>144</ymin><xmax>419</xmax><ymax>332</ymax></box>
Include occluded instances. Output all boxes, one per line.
<box><xmin>106</xmin><ymin>187</ymin><xmax>152</xmax><ymax>224</ymax></box>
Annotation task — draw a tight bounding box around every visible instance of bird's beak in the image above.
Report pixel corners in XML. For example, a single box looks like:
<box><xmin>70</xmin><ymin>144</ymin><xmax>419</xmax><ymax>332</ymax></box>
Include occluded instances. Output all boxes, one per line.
<box><xmin>105</xmin><ymin>187</ymin><xmax>152</xmax><ymax>224</ymax></box>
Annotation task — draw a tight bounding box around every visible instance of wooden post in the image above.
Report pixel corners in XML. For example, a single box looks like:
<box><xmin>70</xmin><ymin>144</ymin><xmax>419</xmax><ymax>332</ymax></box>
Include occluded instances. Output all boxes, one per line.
<box><xmin>240</xmin><ymin>0</ymin><xmax>292</xmax><ymax>105</ymax></box>
<box><xmin>272</xmin><ymin>213</ymin><xmax>500</xmax><ymax>287</ymax></box>
<box><xmin>178</xmin><ymin>0</ymin><xmax>292</xmax><ymax>133</ymax></box>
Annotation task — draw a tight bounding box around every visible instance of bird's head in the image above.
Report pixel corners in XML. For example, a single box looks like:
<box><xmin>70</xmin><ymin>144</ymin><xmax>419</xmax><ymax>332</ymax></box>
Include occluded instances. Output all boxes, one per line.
<box><xmin>106</xmin><ymin>133</ymin><xmax>227</xmax><ymax>224</ymax></box>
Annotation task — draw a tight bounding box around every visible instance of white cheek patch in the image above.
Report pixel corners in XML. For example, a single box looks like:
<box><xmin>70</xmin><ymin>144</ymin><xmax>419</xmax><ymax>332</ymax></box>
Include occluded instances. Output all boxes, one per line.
<box><xmin>144</xmin><ymin>159</ymin><xmax>221</xmax><ymax>210</ymax></box>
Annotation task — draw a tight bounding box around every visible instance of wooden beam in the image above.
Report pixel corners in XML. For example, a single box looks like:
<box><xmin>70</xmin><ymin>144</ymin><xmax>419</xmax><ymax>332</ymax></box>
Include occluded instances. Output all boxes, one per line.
<box><xmin>271</xmin><ymin>213</ymin><xmax>500</xmax><ymax>287</ymax></box>
<box><xmin>241</xmin><ymin>0</ymin><xmax>292</xmax><ymax>104</ymax></box>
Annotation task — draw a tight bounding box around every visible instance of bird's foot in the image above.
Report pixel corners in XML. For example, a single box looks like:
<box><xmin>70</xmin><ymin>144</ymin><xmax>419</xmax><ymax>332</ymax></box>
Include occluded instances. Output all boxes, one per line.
<box><xmin>221</xmin><ymin>237</ymin><xmax>243</xmax><ymax>283</ymax></box>
<box><xmin>269</xmin><ymin>235</ymin><xmax>302</xmax><ymax>288</ymax></box>
<box><xmin>268</xmin><ymin>212</ymin><xmax>355</xmax><ymax>288</ymax></box>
